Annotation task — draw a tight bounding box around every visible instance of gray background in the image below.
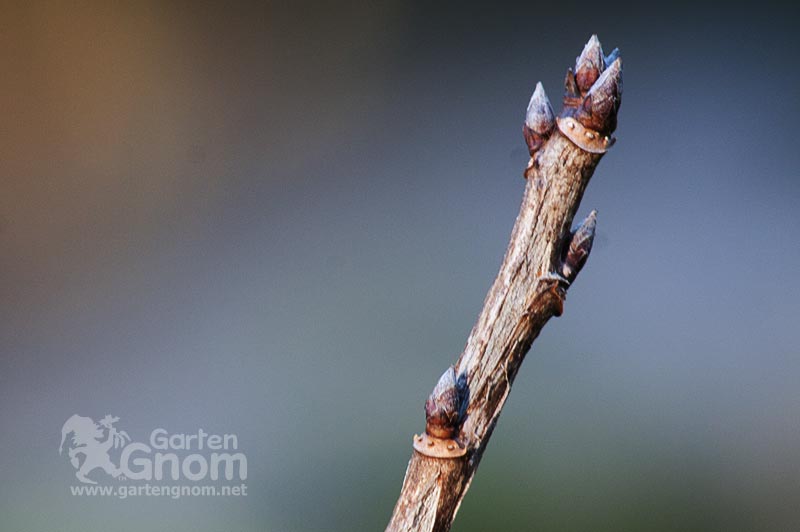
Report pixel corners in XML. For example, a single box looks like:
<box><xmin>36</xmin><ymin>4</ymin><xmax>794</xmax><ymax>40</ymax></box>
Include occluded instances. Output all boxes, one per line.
<box><xmin>1</xmin><ymin>1</ymin><xmax>799</xmax><ymax>531</ymax></box>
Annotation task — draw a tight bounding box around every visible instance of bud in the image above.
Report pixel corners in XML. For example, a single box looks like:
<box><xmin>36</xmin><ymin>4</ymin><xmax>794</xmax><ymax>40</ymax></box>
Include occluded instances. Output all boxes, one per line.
<box><xmin>573</xmin><ymin>57</ymin><xmax>622</xmax><ymax>134</ymax></box>
<box><xmin>561</xmin><ymin>210</ymin><xmax>597</xmax><ymax>282</ymax></box>
<box><xmin>574</xmin><ymin>35</ymin><xmax>604</xmax><ymax>94</ymax></box>
<box><xmin>424</xmin><ymin>366</ymin><xmax>468</xmax><ymax>439</ymax></box>
<box><xmin>523</xmin><ymin>82</ymin><xmax>555</xmax><ymax>155</ymax></box>
<box><xmin>525</xmin><ymin>82</ymin><xmax>555</xmax><ymax>134</ymax></box>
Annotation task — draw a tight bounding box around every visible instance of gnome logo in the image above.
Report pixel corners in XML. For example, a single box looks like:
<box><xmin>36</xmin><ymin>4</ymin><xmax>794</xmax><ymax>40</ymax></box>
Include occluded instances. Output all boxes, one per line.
<box><xmin>58</xmin><ymin>414</ymin><xmax>131</xmax><ymax>484</ymax></box>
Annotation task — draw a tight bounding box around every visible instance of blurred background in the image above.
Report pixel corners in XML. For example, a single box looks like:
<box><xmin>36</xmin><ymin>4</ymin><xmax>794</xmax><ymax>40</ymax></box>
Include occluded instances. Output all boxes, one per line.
<box><xmin>1</xmin><ymin>1</ymin><xmax>799</xmax><ymax>531</ymax></box>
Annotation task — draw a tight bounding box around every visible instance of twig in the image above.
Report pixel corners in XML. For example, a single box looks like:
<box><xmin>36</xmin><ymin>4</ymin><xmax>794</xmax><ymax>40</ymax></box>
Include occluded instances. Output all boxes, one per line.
<box><xmin>386</xmin><ymin>35</ymin><xmax>623</xmax><ymax>532</ymax></box>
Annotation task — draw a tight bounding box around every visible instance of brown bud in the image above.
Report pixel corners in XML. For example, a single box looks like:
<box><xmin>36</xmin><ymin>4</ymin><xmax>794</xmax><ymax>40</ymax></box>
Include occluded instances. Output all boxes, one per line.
<box><xmin>523</xmin><ymin>82</ymin><xmax>555</xmax><ymax>155</ymax></box>
<box><xmin>574</xmin><ymin>35</ymin><xmax>604</xmax><ymax>94</ymax></box>
<box><xmin>573</xmin><ymin>57</ymin><xmax>622</xmax><ymax>135</ymax></box>
<box><xmin>424</xmin><ymin>366</ymin><xmax>468</xmax><ymax>439</ymax></box>
<box><xmin>561</xmin><ymin>210</ymin><xmax>597</xmax><ymax>282</ymax></box>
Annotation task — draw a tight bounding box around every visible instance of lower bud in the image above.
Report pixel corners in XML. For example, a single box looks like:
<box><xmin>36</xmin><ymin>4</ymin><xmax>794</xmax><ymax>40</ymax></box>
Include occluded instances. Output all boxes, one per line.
<box><xmin>424</xmin><ymin>366</ymin><xmax>467</xmax><ymax>438</ymax></box>
<box><xmin>561</xmin><ymin>210</ymin><xmax>597</xmax><ymax>282</ymax></box>
<box><xmin>414</xmin><ymin>367</ymin><xmax>469</xmax><ymax>458</ymax></box>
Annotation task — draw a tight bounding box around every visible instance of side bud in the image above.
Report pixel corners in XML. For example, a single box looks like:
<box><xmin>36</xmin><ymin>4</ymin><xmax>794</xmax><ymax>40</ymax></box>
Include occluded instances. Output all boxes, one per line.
<box><xmin>413</xmin><ymin>366</ymin><xmax>469</xmax><ymax>458</ymax></box>
<box><xmin>424</xmin><ymin>366</ymin><xmax>467</xmax><ymax>439</ymax></box>
<box><xmin>561</xmin><ymin>210</ymin><xmax>597</xmax><ymax>282</ymax></box>
<box><xmin>522</xmin><ymin>82</ymin><xmax>555</xmax><ymax>156</ymax></box>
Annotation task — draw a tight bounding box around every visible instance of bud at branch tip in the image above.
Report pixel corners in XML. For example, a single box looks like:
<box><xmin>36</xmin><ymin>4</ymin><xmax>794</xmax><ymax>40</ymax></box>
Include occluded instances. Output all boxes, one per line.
<box><xmin>575</xmin><ymin>34</ymin><xmax>604</xmax><ymax>94</ymax></box>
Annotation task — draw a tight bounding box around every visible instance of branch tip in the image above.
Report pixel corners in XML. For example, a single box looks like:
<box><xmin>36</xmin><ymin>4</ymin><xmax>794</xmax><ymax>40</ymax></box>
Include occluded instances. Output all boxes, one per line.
<box><xmin>572</xmin><ymin>56</ymin><xmax>622</xmax><ymax>135</ymax></box>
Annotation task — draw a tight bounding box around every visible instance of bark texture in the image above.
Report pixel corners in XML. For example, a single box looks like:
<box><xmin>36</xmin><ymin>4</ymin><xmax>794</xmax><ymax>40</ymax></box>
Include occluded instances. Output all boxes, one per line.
<box><xmin>386</xmin><ymin>36</ymin><xmax>622</xmax><ymax>532</ymax></box>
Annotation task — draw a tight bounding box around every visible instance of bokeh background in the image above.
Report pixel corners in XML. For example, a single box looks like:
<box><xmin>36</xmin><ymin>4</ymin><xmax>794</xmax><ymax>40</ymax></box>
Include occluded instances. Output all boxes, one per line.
<box><xmin>2</xmin><ymin>1</ymin><xmax>799</xmax><ymax>531</ymax></box>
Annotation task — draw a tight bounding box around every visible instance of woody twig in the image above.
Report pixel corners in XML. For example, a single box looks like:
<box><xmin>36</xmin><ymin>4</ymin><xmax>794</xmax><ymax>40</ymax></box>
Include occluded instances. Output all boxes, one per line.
<box><xmin>385</xmin><ymin>35</ymin><xmax>623</xmax><ymax>532</ymax></box>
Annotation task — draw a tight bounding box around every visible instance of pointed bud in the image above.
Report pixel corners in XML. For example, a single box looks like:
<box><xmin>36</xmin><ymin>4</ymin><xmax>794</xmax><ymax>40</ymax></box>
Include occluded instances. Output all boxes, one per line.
<box><xmin>525</xmin><ymin>82</ymin><xmax>555</xmax><ymax>134</ymax></box>
<box><xmin>575</xmin><ymin>35</ymin><xmax>604</xmax><ymax>94</ymax></box>
<box><xmin>424</xmin><ymin>366</ymin><xmax>468</xmax><ymax>439</ymax></box>
<box><xmin>573</xmin><ymin>57</ymin><xmax>622</xmax><ymax>134</ymax></box>
<box><xmin>523</xmin><ymin>82</ymin><xmax>555</xmax><ymax>155</ymax></box>
<box><xmin>561</xmin><ymin>210</ymin><xmax>597</xmax><ymax>282</ymax></box>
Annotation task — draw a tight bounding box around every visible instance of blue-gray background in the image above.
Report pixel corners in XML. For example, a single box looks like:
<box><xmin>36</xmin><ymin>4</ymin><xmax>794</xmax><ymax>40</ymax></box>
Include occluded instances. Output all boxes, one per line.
<box><xmin>1</xmin><ymin>2</ymin><xmax>798</xmax><ymax>531</ymax></box>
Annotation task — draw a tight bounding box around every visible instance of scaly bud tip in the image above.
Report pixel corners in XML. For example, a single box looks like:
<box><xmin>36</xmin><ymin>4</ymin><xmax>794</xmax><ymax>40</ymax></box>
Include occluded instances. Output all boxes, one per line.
<box><xmin>575</xmin><ymin>34</ymin><xmax>605</xmax><ymax>93</ymax></box>
<box><xmin>525</xmin><ymin>82</ymin><xmax>555</xmax><ymax>134</ymax></box>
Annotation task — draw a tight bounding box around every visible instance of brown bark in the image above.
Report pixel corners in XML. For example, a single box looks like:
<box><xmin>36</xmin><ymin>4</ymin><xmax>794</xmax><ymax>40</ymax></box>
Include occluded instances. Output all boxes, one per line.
<box><xmin>386</xmin><ymin>36</ymin><xmax>623</xmax><ymax>532</ymax></box>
